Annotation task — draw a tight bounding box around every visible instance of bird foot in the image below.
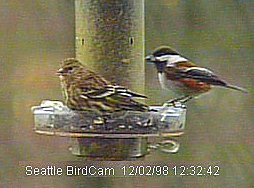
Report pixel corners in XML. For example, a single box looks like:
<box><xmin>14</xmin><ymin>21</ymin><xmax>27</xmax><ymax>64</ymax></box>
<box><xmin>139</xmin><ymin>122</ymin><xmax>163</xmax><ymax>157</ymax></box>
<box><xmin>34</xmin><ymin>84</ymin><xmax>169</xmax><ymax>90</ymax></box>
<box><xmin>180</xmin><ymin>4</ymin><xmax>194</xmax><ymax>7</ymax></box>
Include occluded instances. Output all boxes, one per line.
<box><xmin>163</xmin><ymin>96</ymin><xmax>192</xmax><ymax>108</ymax></box>
<box><xmin>163</xmin><ymin>101</ymin><xmax>183</xmax><ymax>108</ymax></box>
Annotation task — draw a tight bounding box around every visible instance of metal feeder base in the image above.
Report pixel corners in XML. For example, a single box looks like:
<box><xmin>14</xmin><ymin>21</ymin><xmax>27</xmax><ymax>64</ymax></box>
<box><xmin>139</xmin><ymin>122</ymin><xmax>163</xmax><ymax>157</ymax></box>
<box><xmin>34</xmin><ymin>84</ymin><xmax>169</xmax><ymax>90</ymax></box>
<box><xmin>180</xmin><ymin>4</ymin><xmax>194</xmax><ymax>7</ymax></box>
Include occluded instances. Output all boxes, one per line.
<box><xmin>32</xmin><ymin>100</ymin><xmax>186</xmax><ymax>160</ymax></box>
<box><xmin>70</xmin><ymin>137</ymin><xmax>148</xmax><ymax>160</ymax></box>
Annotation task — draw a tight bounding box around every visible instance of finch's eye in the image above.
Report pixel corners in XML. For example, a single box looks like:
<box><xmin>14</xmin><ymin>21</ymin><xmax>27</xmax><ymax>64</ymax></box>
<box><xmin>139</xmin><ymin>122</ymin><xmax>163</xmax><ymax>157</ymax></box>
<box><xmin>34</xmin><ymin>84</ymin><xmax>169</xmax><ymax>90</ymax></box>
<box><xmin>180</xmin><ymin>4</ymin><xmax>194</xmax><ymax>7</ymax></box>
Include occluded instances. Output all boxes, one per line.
<box><xmin>67</xmin><ymin>67</ymin><xmax>74</xmax><ymax>73</ymax></box>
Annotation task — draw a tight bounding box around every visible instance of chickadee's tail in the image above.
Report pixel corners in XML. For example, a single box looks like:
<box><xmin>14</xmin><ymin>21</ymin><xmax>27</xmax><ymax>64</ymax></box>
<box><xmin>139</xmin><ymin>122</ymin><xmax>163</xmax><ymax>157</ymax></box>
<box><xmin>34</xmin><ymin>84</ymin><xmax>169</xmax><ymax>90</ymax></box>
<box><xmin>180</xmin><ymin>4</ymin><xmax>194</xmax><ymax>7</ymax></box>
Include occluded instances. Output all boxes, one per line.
<box><xmin>225</xmin><ymin>84</ymin><xmax>248</xmax><ymax>93</ymax></box>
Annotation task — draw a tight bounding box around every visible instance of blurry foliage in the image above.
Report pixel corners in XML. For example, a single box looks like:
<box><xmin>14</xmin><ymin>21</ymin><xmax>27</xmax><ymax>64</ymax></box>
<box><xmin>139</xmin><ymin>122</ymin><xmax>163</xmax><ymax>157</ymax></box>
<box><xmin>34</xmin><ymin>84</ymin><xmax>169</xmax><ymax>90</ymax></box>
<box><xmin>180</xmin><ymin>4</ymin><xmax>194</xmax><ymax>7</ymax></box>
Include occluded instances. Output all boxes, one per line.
<box><xmin>0</xmin><ymin>0</ymin><xmax>253</xmax><ymax>187</ymax></box>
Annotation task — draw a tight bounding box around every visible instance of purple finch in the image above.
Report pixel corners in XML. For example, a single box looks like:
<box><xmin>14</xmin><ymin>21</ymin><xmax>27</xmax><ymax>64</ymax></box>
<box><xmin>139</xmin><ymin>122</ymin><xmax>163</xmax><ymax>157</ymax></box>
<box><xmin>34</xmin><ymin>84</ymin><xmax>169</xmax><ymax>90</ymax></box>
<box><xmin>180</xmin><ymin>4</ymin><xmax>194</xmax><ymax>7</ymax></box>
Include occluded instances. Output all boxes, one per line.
<box><xmin>57</xmin><ymin>58</ymin><xmax>148</xmax><ymax>113</ymax></box>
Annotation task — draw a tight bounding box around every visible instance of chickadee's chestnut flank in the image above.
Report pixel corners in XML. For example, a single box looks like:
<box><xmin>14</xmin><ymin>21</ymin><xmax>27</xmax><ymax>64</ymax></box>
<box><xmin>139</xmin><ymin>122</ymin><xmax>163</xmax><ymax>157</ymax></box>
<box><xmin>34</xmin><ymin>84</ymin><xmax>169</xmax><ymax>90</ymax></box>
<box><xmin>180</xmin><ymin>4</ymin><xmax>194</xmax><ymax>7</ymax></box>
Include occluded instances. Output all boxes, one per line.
<box><xmin>145</xmin><ymin>46</ymin><xmax>247</xmax><ymax>103</ymax></box>
<box><xmin>57</xmin><ymin>58</ymin><xmax>148</xmax><ymax>113</ymax></box>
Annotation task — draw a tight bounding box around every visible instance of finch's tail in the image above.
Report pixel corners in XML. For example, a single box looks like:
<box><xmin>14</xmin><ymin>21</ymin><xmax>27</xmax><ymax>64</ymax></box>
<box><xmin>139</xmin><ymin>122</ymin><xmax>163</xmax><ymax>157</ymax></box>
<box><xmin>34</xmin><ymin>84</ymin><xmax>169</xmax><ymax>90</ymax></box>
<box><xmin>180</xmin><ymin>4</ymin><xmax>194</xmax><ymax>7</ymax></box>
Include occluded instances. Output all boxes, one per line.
<box><xmin>225</xmin><ymin>84</ymin><xmax>248</xmax><ymax>93</ymax></box>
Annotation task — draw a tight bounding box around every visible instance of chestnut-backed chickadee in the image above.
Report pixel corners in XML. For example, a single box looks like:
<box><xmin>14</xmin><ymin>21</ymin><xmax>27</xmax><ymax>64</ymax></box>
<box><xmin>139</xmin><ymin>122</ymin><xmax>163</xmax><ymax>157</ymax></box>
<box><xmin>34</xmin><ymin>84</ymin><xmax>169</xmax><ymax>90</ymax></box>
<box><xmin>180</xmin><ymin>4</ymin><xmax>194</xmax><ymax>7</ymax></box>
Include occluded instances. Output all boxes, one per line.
<box><xmin>145</xmin><ymin>46</ymin><xmax>247</xmax><ymax>104</ymax></box>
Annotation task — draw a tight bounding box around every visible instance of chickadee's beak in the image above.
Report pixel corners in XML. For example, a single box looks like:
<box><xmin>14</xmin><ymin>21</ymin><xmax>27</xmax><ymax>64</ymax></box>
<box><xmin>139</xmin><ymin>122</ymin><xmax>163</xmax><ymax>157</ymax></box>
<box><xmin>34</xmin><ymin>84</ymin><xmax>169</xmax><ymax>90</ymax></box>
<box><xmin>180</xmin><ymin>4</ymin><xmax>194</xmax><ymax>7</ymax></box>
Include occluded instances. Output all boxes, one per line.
<box><xmin>56</xmin><ymin>68</ymin><xmax>64</xmax><ymax>76</ymax></box>
<box><xmin>145</xmin><ymin>55</ymin><xmax>155</xmax><ymax>64</ymax></box>
<box><xmin>145</xmin><ymin>55</ymin><xmax>152</xmax><ymax>61</ymax></box>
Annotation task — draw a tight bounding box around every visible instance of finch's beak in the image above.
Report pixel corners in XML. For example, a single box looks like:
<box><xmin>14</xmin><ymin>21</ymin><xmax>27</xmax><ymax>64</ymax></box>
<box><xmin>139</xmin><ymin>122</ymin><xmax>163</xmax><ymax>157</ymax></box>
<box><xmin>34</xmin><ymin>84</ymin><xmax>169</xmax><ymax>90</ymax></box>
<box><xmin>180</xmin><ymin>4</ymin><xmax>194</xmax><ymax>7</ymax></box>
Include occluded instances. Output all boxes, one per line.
<box><xmin>56</xmin><ymin>68</ymin><xmax>64</xmax><ymax>76</ymax></box>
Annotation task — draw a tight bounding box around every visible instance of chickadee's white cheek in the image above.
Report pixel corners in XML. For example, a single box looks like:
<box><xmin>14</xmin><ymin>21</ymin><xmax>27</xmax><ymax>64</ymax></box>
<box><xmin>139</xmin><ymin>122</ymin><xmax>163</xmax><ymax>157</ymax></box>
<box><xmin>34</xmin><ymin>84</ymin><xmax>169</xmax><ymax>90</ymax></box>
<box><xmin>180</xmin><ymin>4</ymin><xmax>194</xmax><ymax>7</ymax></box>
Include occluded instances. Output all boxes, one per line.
<box><xmin>166</xmin><ymin>55</ymin><xmax>188</xmax><ymax>64</ymax></box>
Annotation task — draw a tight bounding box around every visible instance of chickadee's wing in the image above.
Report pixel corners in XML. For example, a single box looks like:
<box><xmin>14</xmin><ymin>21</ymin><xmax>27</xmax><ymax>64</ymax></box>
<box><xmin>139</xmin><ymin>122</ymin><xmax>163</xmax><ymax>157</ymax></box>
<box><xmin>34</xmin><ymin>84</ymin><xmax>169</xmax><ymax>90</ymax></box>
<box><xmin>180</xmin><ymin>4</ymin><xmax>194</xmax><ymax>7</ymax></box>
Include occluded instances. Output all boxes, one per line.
<box><xmin>177</xmin><ymin>67</ymin><xmax>248</xmax><ymax>93</ymax></box>
<box><xmin>178</xmin><ymin>67</ymin><xmax>227</xmax><ymax>86</ymax></box>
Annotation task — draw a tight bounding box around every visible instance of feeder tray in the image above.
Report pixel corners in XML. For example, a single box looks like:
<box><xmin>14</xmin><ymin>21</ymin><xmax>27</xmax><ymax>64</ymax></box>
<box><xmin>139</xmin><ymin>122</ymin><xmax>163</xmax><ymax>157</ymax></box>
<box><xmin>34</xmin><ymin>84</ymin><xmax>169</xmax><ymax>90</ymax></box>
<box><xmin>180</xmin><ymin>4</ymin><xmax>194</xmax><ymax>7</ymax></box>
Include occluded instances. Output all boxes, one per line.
<box><xmin>32</xmin><ymin>100</ymin><xmax>186</xmax><ymax>160</ymax></box>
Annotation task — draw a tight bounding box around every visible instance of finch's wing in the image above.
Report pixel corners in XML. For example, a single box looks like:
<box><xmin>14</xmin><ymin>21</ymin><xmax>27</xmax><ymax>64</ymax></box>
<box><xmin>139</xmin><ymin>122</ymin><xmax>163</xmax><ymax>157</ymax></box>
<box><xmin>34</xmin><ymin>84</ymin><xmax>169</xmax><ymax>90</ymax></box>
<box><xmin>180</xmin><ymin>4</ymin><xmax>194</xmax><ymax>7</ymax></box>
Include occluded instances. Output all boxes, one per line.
<box><xmin>177</xmin><ymin>67</ymin><xmax>228</xmax><ymax>86</ymax></box>
<box><xmin>80</xmin><ymin>85</ymin><xmax>148</xmax><ymax>112</ymax></box>
<box><xmin>81</xmin><ymin>85</ymin><xmax>147</xmax><ymax>99</ymax></box>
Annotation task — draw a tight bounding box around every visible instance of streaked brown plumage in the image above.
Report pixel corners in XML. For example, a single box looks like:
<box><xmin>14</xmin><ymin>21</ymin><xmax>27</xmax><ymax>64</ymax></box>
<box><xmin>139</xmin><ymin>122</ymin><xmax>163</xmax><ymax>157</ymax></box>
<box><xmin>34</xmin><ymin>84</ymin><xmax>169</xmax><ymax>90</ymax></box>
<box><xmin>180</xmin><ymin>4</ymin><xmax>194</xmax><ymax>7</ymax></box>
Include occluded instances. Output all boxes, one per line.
<box><xmin>57</xmin><ymin>58</ymin><xmax>148</xmax><ymax>113</ymax></box>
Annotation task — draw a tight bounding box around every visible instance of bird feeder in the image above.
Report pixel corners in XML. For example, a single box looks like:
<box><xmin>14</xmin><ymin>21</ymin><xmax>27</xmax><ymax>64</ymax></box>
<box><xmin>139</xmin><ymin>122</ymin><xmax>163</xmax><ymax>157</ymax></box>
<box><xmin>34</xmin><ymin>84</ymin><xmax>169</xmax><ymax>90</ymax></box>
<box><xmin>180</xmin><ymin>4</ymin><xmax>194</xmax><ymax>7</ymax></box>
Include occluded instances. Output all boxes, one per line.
<box><xmin>32</xmin><ymin>101</ymin><xmax>186</xmax><ymax>160</ymax></box>
<box><xmin>32</xmin><ymin>0</ymin><xmax>187</xmax><ymax>160</ymax></box>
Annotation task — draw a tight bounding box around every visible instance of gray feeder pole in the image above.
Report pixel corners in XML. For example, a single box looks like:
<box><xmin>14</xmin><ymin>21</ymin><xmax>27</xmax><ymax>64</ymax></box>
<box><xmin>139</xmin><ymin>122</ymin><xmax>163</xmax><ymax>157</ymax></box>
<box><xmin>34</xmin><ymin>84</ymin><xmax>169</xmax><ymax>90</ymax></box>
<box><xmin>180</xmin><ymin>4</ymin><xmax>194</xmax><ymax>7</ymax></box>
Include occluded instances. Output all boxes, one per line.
<box><xmin>74</xmin><ymin>0</ymin><xmax>145</xmax><ymax>159</ymax></box>
<box><xmin>75</xmin><ymin>0</ymin><xmax>145</xmax><ymax>92</ymax></box>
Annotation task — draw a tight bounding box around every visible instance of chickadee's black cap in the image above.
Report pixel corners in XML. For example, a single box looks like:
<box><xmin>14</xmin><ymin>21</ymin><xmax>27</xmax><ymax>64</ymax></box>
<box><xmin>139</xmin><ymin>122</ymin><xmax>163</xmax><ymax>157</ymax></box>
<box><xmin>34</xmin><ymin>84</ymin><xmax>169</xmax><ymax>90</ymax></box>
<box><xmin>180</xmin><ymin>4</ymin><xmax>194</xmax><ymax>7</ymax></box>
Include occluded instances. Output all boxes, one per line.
<box><xmin>152</xmin><ymin>46</ymin><xmax>180</xmax><ymax>56</ymax></box>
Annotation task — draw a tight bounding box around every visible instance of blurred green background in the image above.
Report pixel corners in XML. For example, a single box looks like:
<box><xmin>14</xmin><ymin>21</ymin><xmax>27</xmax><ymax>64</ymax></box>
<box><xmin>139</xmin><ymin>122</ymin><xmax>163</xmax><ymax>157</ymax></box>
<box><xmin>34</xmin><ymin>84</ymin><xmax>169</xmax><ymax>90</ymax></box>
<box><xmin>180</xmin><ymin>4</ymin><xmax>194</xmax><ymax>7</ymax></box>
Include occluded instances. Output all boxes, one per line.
<box><xmin>0</xmin><ymin>0</ymin><xmax>253</xmax><ymax>187</ymax></box>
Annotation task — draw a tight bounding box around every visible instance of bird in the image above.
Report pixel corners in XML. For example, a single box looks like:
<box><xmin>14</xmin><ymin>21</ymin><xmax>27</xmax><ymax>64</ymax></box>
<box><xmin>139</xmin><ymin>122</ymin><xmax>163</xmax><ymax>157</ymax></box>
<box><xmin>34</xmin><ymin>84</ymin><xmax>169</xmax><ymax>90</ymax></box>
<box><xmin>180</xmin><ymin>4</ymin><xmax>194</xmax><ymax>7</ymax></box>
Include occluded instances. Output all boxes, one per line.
<box><xmin>56</xmin><ymin>58</ymin><xmax>148</xmax><ymax>113</ymax></box>
<box><xmin>145</xmin><ymin>46</ymin><xmax>247</xmax><ymax>104</ymax></box>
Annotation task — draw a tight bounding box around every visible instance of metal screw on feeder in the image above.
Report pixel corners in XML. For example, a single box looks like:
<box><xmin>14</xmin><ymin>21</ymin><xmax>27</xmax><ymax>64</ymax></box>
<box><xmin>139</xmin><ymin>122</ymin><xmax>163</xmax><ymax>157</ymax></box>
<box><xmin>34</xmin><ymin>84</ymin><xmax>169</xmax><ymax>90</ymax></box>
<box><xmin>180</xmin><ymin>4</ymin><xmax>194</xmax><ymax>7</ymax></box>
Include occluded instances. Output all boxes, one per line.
<box><xmin>31</xmin><ymin>0</ymin><xmax>187</xmax><ymax>160</ymax></box>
